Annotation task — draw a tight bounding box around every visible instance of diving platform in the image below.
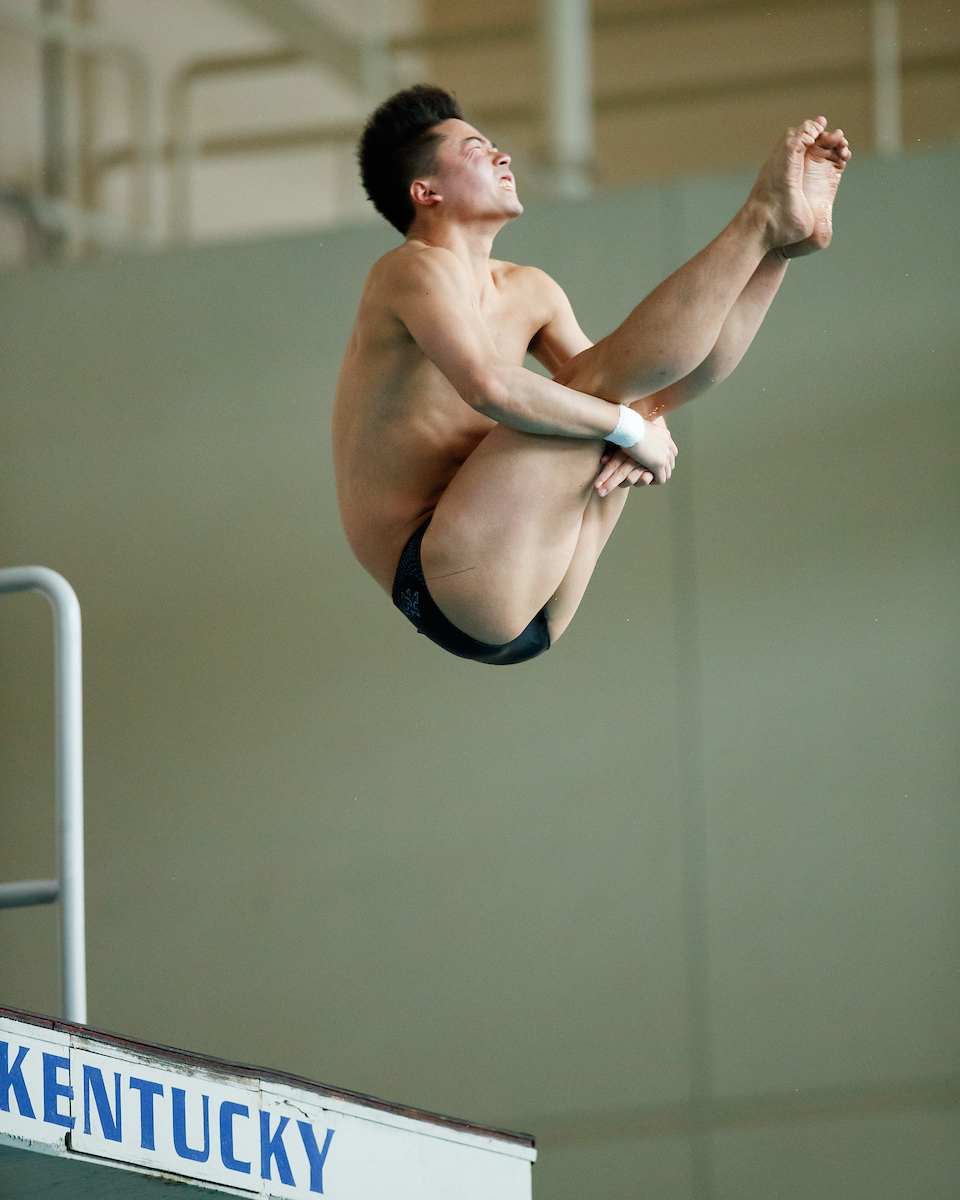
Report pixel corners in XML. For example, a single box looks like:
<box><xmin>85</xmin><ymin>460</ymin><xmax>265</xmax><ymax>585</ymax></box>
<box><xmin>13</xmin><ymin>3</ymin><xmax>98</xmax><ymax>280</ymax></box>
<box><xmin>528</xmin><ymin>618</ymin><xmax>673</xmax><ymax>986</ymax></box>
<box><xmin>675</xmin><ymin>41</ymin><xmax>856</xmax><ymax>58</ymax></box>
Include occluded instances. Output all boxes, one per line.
<box><xmin>0</xmin><ymin>1006</ymin><xmax>535</xmax><ymax>1199</ymax></box>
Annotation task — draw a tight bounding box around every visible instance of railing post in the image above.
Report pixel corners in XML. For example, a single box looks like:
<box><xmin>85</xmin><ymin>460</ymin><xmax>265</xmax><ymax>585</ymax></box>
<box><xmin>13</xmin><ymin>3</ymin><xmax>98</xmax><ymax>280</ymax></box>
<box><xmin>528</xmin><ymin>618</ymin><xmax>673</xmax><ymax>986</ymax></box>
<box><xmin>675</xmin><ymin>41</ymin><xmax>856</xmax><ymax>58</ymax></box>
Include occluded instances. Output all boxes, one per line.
<box><xmin>0</xmin><ymin>567</ymin><xmax>86</xmax><ymax>1025</ymax></box>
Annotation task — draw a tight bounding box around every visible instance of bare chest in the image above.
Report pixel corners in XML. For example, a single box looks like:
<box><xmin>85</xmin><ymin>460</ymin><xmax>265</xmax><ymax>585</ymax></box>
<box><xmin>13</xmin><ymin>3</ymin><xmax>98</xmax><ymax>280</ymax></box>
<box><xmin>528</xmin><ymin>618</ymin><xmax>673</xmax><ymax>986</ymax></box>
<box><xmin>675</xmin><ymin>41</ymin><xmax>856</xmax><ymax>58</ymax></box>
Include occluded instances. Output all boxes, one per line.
<box><xmin>476</xmin><ymin>289</ymin><xmax>545</xmax><ymax>365</ymax></box>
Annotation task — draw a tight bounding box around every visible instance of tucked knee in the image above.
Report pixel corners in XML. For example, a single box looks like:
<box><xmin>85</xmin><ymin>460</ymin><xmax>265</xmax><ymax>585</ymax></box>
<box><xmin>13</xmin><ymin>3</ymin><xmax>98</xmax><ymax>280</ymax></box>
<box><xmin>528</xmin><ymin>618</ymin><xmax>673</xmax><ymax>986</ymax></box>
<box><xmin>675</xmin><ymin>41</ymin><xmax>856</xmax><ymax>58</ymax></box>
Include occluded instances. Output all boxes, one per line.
<box><xmin>553</xmin><ymin>349</ymin><xmax>615</xmax><ymax>402</ymax></box>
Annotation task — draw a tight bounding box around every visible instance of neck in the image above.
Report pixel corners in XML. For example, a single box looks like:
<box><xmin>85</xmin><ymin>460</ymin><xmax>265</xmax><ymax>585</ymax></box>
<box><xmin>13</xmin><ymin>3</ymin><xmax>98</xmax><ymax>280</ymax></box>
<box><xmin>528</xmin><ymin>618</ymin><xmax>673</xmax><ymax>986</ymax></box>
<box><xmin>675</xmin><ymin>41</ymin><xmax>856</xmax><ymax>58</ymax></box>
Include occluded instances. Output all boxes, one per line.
<box><xmin>405</xmin><ymin>214</ymin><xmax>508</xmax><ymax>287</ymax></box>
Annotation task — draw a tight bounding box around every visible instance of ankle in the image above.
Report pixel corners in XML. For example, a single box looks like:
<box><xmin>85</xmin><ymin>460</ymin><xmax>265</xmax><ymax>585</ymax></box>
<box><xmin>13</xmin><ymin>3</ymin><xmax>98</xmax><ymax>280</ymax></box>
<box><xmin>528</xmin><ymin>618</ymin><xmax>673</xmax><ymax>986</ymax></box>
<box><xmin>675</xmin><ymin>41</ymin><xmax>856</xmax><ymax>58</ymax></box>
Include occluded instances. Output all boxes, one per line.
<box><xmin>736</xmin><ymin>197</ymin><xmax>776</xmax><ymax>252</ymax></box>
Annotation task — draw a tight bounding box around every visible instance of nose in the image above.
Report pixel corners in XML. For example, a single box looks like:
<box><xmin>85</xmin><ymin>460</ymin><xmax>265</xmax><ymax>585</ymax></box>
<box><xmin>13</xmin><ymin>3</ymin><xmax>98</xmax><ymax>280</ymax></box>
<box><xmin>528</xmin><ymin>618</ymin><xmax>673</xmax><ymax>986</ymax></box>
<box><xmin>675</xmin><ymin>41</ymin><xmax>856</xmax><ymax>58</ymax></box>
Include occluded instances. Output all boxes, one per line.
<box><xmin>496</xmin><ymin>149</ymin><xmax>511</xmax><ymax>167</ymax></box>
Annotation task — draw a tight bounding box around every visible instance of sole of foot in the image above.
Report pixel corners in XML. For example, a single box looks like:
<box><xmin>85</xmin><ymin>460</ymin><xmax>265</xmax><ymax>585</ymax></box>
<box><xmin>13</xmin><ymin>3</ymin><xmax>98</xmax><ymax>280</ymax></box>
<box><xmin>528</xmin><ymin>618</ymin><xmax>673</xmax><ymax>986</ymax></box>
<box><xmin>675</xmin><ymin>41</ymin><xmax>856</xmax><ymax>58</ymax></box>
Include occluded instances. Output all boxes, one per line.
<box><xmin>781</xmin><ymin>125</ymin><xmax>851</xmax><ymax>258</ymax></box>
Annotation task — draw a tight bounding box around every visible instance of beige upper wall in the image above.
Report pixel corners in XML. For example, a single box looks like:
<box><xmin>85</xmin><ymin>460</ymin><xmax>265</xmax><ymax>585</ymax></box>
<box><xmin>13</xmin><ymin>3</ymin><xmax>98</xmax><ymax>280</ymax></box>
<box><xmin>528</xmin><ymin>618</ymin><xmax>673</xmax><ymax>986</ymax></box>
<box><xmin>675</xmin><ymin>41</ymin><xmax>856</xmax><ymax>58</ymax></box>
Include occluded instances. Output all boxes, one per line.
<box><xmin>0</xmin><ymin>146</ymin><xmax>957</xmax><ymax>1200</ymax></box>
<box><xmin>2</xmin><ymin>0</ymin><xmax>957</xmax><ymax>269</ymax></box>
<box><xmin>427</xmin><ymin>0</ymin><xmax>960</xmax><ymax>182</ymax></box>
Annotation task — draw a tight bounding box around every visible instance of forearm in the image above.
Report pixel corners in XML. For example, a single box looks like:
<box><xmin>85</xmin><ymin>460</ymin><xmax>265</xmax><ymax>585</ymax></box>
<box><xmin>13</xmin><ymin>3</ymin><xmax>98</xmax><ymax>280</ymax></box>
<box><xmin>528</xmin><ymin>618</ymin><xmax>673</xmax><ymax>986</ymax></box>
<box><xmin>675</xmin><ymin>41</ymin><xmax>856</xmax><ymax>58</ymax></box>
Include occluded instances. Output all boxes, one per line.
<box><xmin>470</xmin><ymin>362</ymin><xmax>622</xmax><ymax>440</ymax></box>
<box><xmin>645</xmin><ymin>250</ymin><xmax>790</xmax><ymax>416</ymax></box>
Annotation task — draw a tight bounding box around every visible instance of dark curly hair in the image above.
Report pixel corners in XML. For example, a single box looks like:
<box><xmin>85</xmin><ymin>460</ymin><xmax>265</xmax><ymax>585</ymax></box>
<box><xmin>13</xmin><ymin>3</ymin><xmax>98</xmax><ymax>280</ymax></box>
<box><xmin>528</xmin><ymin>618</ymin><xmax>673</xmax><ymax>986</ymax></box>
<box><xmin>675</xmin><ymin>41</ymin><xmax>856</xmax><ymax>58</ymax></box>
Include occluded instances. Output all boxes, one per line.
<box><xmin>358</xmin><ymin>85</ymin><xmax>462</xmax><ymax>234</ymax></box>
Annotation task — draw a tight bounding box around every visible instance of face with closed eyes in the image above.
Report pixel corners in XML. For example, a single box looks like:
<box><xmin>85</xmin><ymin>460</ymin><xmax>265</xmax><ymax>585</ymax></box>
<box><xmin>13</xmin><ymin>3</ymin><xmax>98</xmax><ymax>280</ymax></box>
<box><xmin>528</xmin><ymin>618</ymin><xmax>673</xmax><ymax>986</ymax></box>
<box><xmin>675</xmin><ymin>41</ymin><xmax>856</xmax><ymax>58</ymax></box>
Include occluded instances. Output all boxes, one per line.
<box><xmin>409</xmin><ymin>119</ymin><xmax>522</xmax><ymax>225</ymax></box>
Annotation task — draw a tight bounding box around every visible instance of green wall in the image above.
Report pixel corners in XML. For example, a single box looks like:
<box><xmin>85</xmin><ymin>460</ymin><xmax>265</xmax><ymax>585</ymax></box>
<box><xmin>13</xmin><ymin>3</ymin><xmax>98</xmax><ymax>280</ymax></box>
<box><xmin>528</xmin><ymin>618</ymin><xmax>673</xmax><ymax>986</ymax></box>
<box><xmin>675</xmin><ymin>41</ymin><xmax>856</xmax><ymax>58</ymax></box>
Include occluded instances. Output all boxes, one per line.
<box><xmin>1</xmin><ymin>147</ymin><xmax>958</xmax><ymax>1200</ymax></box>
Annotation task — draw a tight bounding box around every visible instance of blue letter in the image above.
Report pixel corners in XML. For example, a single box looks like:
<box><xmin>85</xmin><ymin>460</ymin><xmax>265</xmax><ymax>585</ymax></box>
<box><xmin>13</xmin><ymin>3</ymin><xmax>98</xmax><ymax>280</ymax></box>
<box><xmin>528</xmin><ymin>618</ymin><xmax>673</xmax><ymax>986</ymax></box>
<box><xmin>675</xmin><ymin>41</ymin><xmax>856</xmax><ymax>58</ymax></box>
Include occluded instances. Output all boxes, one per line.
<box><xmin>42</xmin><ymin>1053</ymin><xmax>74</xmax><ymax>1128</ymax></box>
<box><xmin>219</xmin><ymin>1101</ymin><xmax>251</xmax><ymax>1174</ymax></box>
<box><xmin>82</xmin><ymin>1066</ymin><xmax>122</xmax><ymax>1142</ymax></box>
<box><xmin>129</xmin><ymin>1078</ymin><xmax>163</xmax><ymax>1150</ymax></box>
<box><xmin>297</xmin><ymin>1122</ymin><xmax>334</xmax><ymax>1194</ymax></box>
<box><xmin>260</xmin><ymin>1111</ymin><xmax>294</xmax><ymax>1185</ymax></box>
<box><xmin>171</xmin><ymin>1088</ymin><xmax>209</xmax><ymax>1162</ymax></box>
<box><xmin>0</xmin><ymin>1043</ymin><xmax>35</xmax><ymax>1118</ymax></box>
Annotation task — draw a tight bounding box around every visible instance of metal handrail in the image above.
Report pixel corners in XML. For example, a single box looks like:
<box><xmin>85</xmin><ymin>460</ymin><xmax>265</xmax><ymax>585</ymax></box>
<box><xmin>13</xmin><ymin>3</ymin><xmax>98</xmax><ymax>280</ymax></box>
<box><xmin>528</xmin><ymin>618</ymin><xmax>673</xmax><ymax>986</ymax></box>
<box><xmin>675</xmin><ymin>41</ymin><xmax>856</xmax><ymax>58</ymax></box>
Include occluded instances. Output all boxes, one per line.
<box><xmin>0</xmin><ymin>567</ymin><xmax>86</xmax><ymax>1026</ymax></box>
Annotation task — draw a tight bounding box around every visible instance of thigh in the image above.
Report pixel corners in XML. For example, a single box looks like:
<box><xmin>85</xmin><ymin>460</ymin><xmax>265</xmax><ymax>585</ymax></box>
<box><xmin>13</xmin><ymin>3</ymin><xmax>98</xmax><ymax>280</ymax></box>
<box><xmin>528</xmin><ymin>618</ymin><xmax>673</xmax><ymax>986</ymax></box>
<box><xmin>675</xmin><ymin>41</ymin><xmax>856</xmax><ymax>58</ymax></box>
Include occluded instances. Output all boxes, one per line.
<box><xmin>421</xmin><ymin>423</ymin><xmax>608</xmax><ymax>645</ymax></box>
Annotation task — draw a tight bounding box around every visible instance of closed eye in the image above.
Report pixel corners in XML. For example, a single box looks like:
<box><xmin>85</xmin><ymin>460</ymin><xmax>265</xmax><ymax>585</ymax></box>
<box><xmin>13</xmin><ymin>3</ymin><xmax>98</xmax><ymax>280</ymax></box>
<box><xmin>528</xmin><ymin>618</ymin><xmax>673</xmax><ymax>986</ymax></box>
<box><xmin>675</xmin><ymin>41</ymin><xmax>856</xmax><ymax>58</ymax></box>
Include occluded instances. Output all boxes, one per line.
<box><xmin>463</xmin><ymin>136</ymin><xmax>497</xmax><ymax>152</ymax></box>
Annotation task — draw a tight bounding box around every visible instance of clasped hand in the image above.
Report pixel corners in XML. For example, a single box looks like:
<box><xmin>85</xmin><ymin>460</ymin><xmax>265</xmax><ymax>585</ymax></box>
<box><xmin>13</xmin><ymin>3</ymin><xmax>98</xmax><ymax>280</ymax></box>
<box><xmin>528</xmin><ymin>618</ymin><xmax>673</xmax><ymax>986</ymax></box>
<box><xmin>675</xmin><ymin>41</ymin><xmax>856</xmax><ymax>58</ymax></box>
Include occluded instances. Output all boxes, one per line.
<box><xmin>595</xmin><ymin>415</ymin><xmax>677</xmax><ymax>495</ymax></box>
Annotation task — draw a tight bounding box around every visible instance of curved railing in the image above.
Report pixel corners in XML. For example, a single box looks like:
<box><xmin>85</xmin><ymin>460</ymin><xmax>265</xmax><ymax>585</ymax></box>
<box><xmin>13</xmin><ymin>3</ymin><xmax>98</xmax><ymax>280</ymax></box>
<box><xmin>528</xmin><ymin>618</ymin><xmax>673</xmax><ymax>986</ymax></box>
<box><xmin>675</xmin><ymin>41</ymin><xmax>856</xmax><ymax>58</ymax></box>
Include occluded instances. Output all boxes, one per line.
<box><xmin>0</xmin><ymin>567</ymin><xmax>86</xmax><ymax>1025</ymax></box>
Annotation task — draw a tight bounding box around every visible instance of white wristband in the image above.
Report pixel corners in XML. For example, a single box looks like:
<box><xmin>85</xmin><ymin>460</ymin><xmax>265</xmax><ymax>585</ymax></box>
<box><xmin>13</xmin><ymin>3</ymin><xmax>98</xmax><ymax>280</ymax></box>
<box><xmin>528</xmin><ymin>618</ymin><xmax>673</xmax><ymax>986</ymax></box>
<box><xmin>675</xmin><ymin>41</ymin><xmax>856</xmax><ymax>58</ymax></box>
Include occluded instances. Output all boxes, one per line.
<box><xmin>606</xmin><ymin>404</ymin><xmax>646</xmax><ymax>448</ymax></box>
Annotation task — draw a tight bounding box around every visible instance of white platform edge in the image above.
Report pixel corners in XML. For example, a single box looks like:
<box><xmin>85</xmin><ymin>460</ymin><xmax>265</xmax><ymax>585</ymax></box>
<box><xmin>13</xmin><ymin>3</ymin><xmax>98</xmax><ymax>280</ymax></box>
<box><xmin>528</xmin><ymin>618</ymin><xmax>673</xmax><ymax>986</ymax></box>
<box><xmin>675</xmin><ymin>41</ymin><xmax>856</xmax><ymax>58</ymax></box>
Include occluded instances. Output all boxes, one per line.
<box><xmin>0</xmin><ymin>1009</ymin><xmax>535</xmax><ymax>1198</ymax></box>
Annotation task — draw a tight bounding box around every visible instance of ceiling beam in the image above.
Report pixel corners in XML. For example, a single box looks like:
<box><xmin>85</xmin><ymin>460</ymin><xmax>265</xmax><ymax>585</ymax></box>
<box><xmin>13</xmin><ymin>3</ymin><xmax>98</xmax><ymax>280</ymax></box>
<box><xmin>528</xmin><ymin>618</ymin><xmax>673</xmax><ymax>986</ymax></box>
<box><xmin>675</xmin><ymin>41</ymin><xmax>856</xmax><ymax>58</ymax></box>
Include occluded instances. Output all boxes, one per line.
<box><xmin>222</xmin><ymin>0</ymin><xmax>368</xmax><ymax>93</ymax></box>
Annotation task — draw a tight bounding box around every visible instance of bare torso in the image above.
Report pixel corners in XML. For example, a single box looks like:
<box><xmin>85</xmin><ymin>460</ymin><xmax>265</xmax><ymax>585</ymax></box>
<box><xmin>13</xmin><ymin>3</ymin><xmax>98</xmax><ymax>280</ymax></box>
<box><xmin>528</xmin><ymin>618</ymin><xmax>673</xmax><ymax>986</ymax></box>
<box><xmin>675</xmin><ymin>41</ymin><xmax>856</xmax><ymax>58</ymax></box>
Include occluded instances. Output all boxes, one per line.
<box><xmin>333</xmin><ymin>241</ymin><xmax>558</xmax><ymax>592</ymax></box>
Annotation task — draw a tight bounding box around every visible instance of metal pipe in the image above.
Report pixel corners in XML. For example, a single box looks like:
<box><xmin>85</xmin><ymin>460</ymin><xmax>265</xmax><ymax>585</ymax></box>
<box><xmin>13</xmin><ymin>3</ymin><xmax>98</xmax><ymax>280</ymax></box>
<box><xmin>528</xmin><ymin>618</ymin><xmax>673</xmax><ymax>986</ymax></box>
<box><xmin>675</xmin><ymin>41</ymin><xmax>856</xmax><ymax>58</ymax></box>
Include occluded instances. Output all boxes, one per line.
<box><xmin>541</xmin><ymin>0</ymin><xmax>592</xmax><ymax>198</ymax></box>
<box><xmin>872</xmin><ymin>0</ymin><xmax>902</xmax><ymax>156</ymax></box>
<box><xmin>76</xmin><ymin>0</ymin><xmax>99</xmax><ymax>243</ymax></box>
<box><xmin>166</xmin><ymin>49</ymin><xmax>313</xmax><ymax>243</ymax></box>
<box><xmin>40</xmin><ymin>0</ymin><xmax>68</xmax><ymax>201</ymax></box>
<box><xmin>0</xmin><ymin>880</ymin><xmax>60</xmax><ymax>909</ymax></box>
<box><xmin>0</xmin><ymin>567</ymin><xmax>86</xmax><ymax>1025</ymax></box>
<box><xmin>0</xmin><ymin>3</ymin><xmax>155</xmax><ymax>245</ymax></box>
<box><xmin>39</xmin><ymin>0</ymin><xmax>68</xmax><ymax>258</ymax></box>
<box><xmin>126</xmin><ymin>54</ymin><xmax>153</xmax><ymax>236</ymax></box>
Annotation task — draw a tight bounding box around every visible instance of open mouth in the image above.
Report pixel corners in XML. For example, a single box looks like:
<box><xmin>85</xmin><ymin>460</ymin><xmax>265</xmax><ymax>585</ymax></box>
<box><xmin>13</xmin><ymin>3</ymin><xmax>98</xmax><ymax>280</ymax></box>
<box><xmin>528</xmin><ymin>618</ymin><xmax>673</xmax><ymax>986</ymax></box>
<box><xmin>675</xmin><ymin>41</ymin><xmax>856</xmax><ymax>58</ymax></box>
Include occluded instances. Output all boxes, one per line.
<box><xmin>499</xmin><ymin>178</ymin><xmax>515</xmax><ymax>191</ymax></box>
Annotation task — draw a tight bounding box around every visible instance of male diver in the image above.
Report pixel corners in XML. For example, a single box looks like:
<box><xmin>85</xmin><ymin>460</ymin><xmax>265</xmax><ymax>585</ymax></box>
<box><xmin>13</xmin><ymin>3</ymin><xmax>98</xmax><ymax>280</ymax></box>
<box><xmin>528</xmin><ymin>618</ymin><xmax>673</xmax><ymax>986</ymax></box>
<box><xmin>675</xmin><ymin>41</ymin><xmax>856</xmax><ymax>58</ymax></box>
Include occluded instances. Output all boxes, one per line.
<box><xmin>333</xmin><ymin>86</ymin><xmax>849</xmax><ymax>665</ymax></box>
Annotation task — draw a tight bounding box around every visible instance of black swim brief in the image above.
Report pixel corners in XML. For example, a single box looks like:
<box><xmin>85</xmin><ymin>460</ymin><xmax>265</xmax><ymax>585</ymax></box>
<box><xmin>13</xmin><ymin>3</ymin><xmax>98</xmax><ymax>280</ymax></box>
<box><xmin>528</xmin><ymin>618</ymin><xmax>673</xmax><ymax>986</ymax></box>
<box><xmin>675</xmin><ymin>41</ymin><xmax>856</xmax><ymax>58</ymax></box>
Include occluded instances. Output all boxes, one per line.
<box><xmin>392</xmin><ymin>521</ymin><xmax>551</xmax><ymax>666</ymax></box>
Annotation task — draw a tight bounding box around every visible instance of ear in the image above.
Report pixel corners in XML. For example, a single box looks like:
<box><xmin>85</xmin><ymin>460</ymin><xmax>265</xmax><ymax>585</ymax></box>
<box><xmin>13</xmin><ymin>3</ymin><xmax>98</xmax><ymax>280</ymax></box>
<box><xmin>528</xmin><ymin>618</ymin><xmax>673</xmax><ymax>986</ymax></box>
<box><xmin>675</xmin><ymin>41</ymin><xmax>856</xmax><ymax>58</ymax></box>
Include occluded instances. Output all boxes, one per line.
<box><xmin>410</xmin><ymin>179</ymin><xmax>441</xmax><ymax>207</ymax></box>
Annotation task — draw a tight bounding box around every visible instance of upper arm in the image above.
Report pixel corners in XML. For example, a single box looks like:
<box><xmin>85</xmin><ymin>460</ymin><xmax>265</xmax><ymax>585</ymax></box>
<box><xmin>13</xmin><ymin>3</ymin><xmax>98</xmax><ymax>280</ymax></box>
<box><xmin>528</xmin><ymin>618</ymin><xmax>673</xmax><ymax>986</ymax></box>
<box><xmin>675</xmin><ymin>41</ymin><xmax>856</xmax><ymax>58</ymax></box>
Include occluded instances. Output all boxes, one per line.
<box><xmin>383</xmin><ymin>248</ymin><xmax>506</xmax><ymax>407</ymax></box>
<box><xmin>525</xmin><ymin>271</ymin><xmax>593</xmax><ymax>376</ymax></box>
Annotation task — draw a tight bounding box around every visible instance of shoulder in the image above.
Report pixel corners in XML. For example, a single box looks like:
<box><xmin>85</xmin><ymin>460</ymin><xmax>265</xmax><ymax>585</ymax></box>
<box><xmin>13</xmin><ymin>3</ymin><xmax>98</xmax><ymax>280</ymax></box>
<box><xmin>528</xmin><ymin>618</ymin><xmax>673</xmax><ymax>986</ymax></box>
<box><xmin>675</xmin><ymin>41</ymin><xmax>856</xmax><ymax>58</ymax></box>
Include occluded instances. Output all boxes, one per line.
<box><xmin>368</xmin><ymin>241</ymin><xmax>470</xmax><ymax>293</ymax></box>
<box><xmin>492</xmin><ymin>260</ymin><xmax>562</xmax><ymax>294</ymax></box>
<box><xmin>492</xmin><ymin>260</ymin><xmax>570</xmax><ymax>310</ymax></box>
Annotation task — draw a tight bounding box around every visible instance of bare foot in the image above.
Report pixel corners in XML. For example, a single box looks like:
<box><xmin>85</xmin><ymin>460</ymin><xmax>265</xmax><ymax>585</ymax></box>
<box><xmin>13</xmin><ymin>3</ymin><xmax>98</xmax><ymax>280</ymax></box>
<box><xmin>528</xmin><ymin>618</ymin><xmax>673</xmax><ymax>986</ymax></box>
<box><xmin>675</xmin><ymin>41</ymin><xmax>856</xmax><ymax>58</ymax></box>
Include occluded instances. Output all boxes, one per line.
<box><xmin>779</xmin><ymin>125</ymin><xmax>851</xmax><ymax>258</ymax></box>
<box><xmin>746</xmin><ymin>118</ymin><xmax>848</xmax><ymax>253</ymax></box>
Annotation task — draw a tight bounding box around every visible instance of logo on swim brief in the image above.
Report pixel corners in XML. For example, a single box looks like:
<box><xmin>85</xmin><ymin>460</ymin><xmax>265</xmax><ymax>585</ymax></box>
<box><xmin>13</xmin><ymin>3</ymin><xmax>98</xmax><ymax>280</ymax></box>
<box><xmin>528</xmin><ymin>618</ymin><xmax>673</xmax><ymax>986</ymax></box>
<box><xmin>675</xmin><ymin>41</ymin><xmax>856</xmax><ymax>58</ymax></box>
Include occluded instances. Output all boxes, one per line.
<box><xmin>399</xmin><ymin>588</ymin><xmax>421</xmax><ymax>619</ymax></box>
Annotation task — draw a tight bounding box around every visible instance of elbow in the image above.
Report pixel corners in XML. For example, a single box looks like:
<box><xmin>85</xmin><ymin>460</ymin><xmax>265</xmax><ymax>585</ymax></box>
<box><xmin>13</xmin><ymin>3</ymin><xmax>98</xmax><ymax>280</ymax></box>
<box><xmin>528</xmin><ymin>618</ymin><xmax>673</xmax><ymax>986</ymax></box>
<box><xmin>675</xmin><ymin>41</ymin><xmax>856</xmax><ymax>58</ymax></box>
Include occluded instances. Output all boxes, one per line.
<box><xmin>462</xmin><ymin>368</ymin><xmax>511</xmax><ymax>416</ymax></box>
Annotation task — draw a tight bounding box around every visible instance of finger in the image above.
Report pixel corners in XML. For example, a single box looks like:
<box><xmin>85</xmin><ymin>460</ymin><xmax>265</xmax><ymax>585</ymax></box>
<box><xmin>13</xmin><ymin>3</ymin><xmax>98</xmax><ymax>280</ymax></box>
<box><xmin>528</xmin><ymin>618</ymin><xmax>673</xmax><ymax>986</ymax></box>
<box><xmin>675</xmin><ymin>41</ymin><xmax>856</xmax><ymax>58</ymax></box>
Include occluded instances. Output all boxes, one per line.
<box><xmin>600</xmin><ymin>465</ymin><xmax>624</xmax><ymax>489</ymax></box>
<box><xmin>602</xmin><ymin>459</ymin><xmax>639</xmax><ymax>492</ymax></box>
<box><xmin>633</xmin><ymin>470</ymin><xmax>654</xmax><ymax>486</ymax></box>
<box><xmin>596</xmin><ymin>470</ymin><xmax>624</xmax><ymax>496</ymax></box>
<box><xmin>595</xmin><ymin>459</ymin><xmax>624</xmax><ymax>493</ymax></box>
<box><xmin>596</xmin><ymin>453</ymin><xmax>624</xmax><ymax>481</ymax></box>
<box><xmin>612</xmin><ymin>466</ymin><xmax>637</xmax><ymax>488</ymax></box>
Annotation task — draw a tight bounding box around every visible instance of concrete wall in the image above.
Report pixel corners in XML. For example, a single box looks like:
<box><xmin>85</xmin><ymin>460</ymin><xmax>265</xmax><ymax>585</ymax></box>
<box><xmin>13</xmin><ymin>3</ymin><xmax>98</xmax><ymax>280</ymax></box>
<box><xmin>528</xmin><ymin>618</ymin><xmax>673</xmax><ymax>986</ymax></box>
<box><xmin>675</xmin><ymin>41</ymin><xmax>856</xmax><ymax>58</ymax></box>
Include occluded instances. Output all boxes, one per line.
<box><xmin>0</xmin><ymin>147</ymin><xmax>958</xmax><ymax>1200</ymax></box>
